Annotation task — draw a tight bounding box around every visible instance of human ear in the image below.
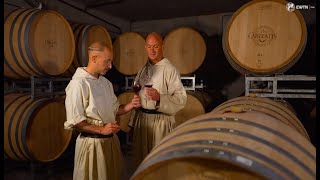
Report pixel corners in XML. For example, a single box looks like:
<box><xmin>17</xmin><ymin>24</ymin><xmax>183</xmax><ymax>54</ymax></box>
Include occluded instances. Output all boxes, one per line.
<box><xmin>92</xmin><ymin>55</ymin><xmax>97</xmax><ymax>63</ymax></box>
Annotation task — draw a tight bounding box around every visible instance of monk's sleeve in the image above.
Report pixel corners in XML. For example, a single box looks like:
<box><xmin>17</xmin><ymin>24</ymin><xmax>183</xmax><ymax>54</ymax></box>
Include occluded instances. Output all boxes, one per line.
<box><xmin>64</xmin><ymin>80</ymin><xmax>88</xmax><ymax>130</ymax></box>
<box><xmin>157</xmin><ymin>68</ymin><xmax>187</xmax><ymax>115</ymax></box>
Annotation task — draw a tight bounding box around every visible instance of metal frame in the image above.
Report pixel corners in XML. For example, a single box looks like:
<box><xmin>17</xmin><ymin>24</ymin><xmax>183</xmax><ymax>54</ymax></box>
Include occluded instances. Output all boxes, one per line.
<box><xmin>245</xmin><ymin>74</ymin><xmax>316</xmax><ymax>99</ymax></box>
<box><xmin>124</xmin><ymin>74</ymin><xmax>205</xmax><ymax>91</ymax></box>
<box><xmin>4</xmin><ymin>76</ymin><xmax>71</xmax><ymax>99</ymax></box>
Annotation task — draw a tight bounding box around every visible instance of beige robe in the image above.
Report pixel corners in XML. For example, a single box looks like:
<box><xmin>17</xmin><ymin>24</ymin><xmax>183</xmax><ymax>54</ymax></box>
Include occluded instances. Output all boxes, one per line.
<box><xmin>129</xmin><ymin>58</ymin><xmax>187</xmax><ymax>170</ymax></box>
<box><xmin>64</xmin><ymin>67</ymin><xmax>123</xmax><ymax>180</ymax></box>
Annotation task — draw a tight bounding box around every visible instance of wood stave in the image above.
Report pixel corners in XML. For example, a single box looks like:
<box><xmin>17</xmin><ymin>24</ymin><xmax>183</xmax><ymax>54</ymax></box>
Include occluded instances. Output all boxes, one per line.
<box><xmin>212</xmin><ymin>96</ymin><xmax>310</xmax><ymax>140</ymax></box>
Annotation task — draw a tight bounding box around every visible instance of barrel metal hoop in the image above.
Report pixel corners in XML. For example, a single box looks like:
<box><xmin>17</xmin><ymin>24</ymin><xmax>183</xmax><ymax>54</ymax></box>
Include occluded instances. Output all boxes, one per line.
<box><xmin>21</xmin><ymin>98</ymin><xmax>50</xmax><ymax>160</ymax></box>
<box><xmin>24</xmin><ymin>9</ymin><xmax>45</xmax><ymax>75</ymax></box>
<box><xmin>8</xmin><ymin>9</ymin><xmax>33</xmax><ymax>77</ymax></box>
<box><xmin>17</xmin><ymin>9</ymin><xmax>42</xmax><ymax>76</ymax></box>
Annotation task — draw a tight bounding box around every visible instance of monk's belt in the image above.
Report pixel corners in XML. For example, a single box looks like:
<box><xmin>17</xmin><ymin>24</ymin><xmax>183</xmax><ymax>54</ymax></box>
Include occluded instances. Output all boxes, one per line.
<box><xmin>81</xmin><ymin>132</ymin><xmax>113</xmax><ymax>138</ymax></box>
<box><xmin>140</xmin><ymin>108</ymin><xmax>162</xmax><ymax>114</ymax></box>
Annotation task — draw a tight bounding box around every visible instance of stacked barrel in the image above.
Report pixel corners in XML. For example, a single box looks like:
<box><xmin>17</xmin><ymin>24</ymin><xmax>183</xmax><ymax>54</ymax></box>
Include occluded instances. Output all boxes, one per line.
<box><xmin>4</xmin><ymin>8</ymin><xmax>75</xmax><ymax>162</ymax></box>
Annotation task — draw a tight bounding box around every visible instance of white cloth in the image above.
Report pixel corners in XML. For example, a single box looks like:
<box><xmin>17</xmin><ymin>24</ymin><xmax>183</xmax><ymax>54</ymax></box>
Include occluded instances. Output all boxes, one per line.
<box><xmin>64</xmin><ymin>67</ymin><xmax>122</xmax><ymax>180</ymax></box>
<box><xmin>129</xmin><ymin>58</ymin><xmax>187</xmax><ymax>170</ymax></box>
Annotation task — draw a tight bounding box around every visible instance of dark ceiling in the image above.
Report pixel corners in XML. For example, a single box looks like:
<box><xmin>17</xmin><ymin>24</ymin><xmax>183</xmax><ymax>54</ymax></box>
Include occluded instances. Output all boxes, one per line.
<box><xmin>6</xmin><ymin>0</ymin><xmax>317</xmax><ymax>22</ymax></box>
<box><xmin>80</xmin><ymin>0</ymin><xmax>316</xmax><ymax>21</ymax></box>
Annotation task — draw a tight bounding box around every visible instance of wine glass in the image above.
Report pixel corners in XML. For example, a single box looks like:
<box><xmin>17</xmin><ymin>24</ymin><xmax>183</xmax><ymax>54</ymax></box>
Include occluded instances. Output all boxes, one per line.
<box><xmin>143</xmin><ymin>75</ymin><xmax>153</xmax><ymax>100</ymax></box>
<box><xmin>144</xmin><ymin>65</ymin><xmax>153</xmax><ymax>88</ymax></box>
<box><xmin>132</xmin><ymin>79</ymin><xmax>141</xmax><ymax>94</ymax></box>
<box><xmin>144</xmin><ymin>75</ymin><xmax>153</xmax><ymax>88</ymax></box>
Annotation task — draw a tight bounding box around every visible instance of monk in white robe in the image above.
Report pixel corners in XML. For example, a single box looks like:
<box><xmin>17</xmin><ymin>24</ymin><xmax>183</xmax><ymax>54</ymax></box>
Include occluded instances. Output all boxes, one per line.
<box><xmin>64</xmin><ymin>41</ymin><xmax>141</xmax><ymax>180</ymax></box>
<box><xmin>128</xmin><ymin>32</ymin><xmax>187</xmax><ymax>170</ymax></box>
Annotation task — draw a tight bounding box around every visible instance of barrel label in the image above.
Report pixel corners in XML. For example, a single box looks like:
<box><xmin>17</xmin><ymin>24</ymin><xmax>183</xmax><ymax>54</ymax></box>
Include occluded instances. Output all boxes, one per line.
<box><xmin>248</xmin><ymin>26</ymin><xmax>277</xmax><ymax>46</ymax></box>
<box><xmin>45</xmin><ymin>39</ymin><xmax>57</xmax><ymax>48</ymax></box>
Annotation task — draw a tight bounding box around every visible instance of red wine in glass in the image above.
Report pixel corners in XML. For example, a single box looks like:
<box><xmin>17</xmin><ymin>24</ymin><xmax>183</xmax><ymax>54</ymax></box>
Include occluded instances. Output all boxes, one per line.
<box><xmin>132</xmin><ymin>84</ymin><xmax>141</xmax><ymax>93</ymax></box>
<box><xmin>144</xmin><ymin>84</ymin><xmax>153</xmax><ymax>88</ymax></box>
<box><xmin>144</xmin><ymin>75</ymin><xmax>153</xmax><ymax>88</ymax></box>
<box><xmin>132</xmin><ymin>80</ymin><xmax>141</xmax><ymax>94</ymax></box>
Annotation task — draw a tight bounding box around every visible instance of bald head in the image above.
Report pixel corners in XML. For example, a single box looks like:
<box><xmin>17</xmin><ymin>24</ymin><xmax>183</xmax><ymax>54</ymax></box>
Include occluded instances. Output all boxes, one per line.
<box><xmin>146</xmin><ymin>32</ymin><xmax>163</xmax><ymax>45</ymax></box>
<box><xmin>145</xmin><ymin>32</ymin><xmax>164</xmax><ymax>64</ymax></box>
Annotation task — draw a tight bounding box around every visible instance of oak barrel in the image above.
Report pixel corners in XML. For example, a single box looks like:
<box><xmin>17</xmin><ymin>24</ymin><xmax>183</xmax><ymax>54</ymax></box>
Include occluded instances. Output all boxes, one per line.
<box><xmin>4</xmin><ymin>8</ymin><xmax>75</xmax><ymax>79</ymax></box>
<box><xmin>175</xmin><ymin>91</ymin><xmax>213</xmax><ymax>127</ymax></box>
<box><xmin>113</xmin><ymin>32</ymin><xmax>148</xmax><ymax>76</ymax></box>
<box><xmin>64</xmin><ymin>23</ymin><xmax>112</xmax><ymax>77</ymax></box>
<box><xmin>116</xmin><ymin>91</ymin><xmax>135</xmax><ymax>133</ymax></box>
<box><xmin>222</xmin><ymin>0</ymin><xmax>307</xmax><ymax>75</ymax></box>
<box><xmin>131</xmin><ymin>109</ymin><xmax>316</xmax><ymax>180</ymax></box>
<box><xmin>163</xmin><ymin>27</ymin><xmax>206</xmax><ymax>75</ymax></box>
<box><xmin>4</xmin><ymin>93</ymin><xmax>72</xmax><ymax>162</ymax></box>
<box><xmin>213</xmin><ymin>96</ymin><xmax>309</xmax><ymax>140</ymax></box>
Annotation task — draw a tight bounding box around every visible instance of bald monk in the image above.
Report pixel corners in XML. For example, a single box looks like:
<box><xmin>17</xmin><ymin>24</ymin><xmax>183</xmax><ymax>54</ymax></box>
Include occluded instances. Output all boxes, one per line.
<box><xmin>128</xmin><ymin>32</ymin><xmax>187</xmax><ymax>170</ymax></box>
<box><xmin>64</xmin><ymin>41</ymin><xmax>141</xmax><ymax>180</ymax></box>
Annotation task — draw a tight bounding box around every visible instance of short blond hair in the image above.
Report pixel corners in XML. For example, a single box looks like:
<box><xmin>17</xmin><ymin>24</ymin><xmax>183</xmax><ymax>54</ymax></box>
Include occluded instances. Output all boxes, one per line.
<box><xmin>88</xmin><ymin>41</ymin><xmax>112</xmax><ymax>53</ymax></box>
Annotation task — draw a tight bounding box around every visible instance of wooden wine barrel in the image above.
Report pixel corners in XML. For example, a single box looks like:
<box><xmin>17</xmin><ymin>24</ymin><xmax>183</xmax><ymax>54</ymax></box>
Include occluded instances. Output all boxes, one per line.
<box><xmin>4</xmin><ymin>93</ymin><xmax>72</xmax><ymax>162</ymax></box>
<box><xmin>222</xmin><ymin>0</ymin><xmax>307</xmax><ymax>75</ymax></box>
<box><xmin>212</xmin><ymin>96</ymin><xmax>309</xmax><ymax>140</ymax></box>
<box><xmin>64</xmin><ymin>23</ymin><xmax>112</xmax><ymax>77</ymax></box>
<box><xmin>113</xmin><ymin>32</ymin><xmax>148</xmax><ymax>76</ymax></box>
<box><xmin>4</xmin><ymin>8</ymin><xmax>75</xmax><ymax>79</ymax></box>
<box><xmin>175</xmin><ymin>91</ymin><xmax>213</xmax><ymax>127</ymax></box>
<box><xmin>116</xmin><ymin>91</ymin><xmax>135</xmax><ymax>133</ymax></box>
<box><xmin>4</xmin><ymin>8</ymin><xmax>15</xmax><ymax>19</ymax></box>
<box><xmin>131</xmin><ymin>110</ymin><xmax>316</xmax><ymax>180</ymax></box>
<box><xmin>273</xmin><ymin>99</ymin><xmax>297</xmax><ymax>116</ymax></box>
<box><xmin>163</xmin><ymin>27</ymin><xmax>206</xmax><ymax>75</ymax></box>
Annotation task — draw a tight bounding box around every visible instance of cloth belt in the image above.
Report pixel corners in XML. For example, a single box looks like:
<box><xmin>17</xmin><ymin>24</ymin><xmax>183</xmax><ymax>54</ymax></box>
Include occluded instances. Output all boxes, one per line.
<box><xmin>140</xmin><ymin>108</ymin><xmax>162</xmax><ymax>114</ymax></box>
<box><xmin>81</xmin><ymin>132</ymin><xmax>113</xmax><ymax>138</ymax></box>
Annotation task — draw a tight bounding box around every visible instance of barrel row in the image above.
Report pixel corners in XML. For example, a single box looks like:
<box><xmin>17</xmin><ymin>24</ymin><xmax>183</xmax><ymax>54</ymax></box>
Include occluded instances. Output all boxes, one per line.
<box><xmin>5</xmin><ymin>0</ymin><xmax>308</xmax><ymax>78</ymax></box>
<box><xmin>4</xmin><ymin>8</ymin><xmax>207</xmax><ymax>79</ymax></box>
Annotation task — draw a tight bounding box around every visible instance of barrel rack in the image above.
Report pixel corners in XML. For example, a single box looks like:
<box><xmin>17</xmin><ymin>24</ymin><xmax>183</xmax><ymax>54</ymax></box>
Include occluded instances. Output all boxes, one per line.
<box><xmin>4</xmin><ymin>76</ymin><xmax>72</xmax><ymax>180</ymax></box>
<box><xmin>124</xmin><ymin>75</ymin><xmax>205</xmax><ymax>91</ymax></box>
<box><xmin>4</xmin><ymin>76</ymin><xmax>70</xmax><ymax>99</ymax></box>
<box><xmin>245</xmin><ymin>74</ymin><xmax>316</xmax><ymax>99</ymax></box>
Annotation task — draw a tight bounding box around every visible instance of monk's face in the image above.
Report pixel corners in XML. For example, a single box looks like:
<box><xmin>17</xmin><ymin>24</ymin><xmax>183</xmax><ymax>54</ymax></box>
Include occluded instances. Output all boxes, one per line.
<box><xmin>145</xmin><ymin>34</ymin><xmax>163</xmax><ymax>64</ymax></box>
<box><xmin>95</xmin><ymin>48</ymin><xmax>113</xmax><ymax>75</ymax></box>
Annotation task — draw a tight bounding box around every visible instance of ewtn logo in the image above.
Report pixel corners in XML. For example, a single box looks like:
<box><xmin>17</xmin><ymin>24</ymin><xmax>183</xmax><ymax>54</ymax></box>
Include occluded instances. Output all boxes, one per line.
<box><xmin>286</xmin><ymin>2</ymin><xmax>315</xmax><ymax>12</ymax></box>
